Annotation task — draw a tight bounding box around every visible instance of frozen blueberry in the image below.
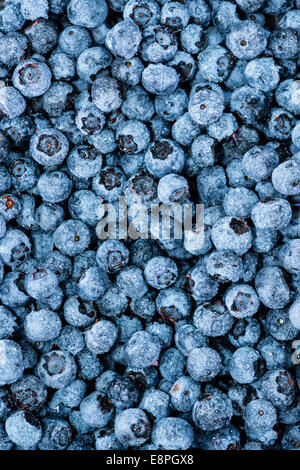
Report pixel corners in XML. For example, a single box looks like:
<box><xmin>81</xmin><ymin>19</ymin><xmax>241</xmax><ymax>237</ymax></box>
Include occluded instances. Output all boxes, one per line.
<box><xmin>117</xmin><ymin>266</ymin><xmax>148</xmax><ymax>299</ymax></box>
<box><xmin>255</xmin><ymin>266</ymin><xmax>290</xmax><ymax>309</ymax></box>
<box><xmin>187</xmin><ymin>347</ymin><xmax>222</xmax><ymax>382</ymax></box>
<box><xmin>265</xmin><ymin>309</ymin><xmax>299</xmax><ymax>342</ymax></box>
<box><xmin>106</xmin><ymin>19</ymin><xmax>142</xmax><ymax>59</ymax></box>
<box><xmin>225</xmin><ymin>284</ymin><xmax>260</xmax><ymax>318</ymax></box>
<box><xmin>67</xmin><ymin>0</ymin><xmax>108</xmax><ymax>29</ymax></box>
<box><xmin>58</xmin><ymin>26</ymin><xmax>92</xmax><ymax>58</ymax></box>
<box><xmin>189</xmin><ymin>84</ymin><xmax>224</xmax><ymax>126</ymax></box>
<box><xmin>142</xmin><ymin>63</ymin><xmax>179</xmax><ymax>96</ymax></box>
<box><xmin>37</xmin><ymin>350</ymin><xmax>77</xmax><ymax>389</ymax></box>
<box><xmin>13</xmin><ymin>59</ymin><xmax>52</xmax><ymax>98</ymax></box>
<box><xmin>194</xmin><ymin>301</ymin><xmax>234</xmax><ymax>337</ymax></box>
<box><xmin>251</xmin><ymin>199</ymin><xmax>292</xmax><ymax>231</ymax></box>
<box><xmin>260</xmin><ymin>369</ymin><xmax>296</xmax><ymax>408</ymax></box>
<box><xmin>25</xmin><ymin>267</ymin><xmax>58</xmax><ymax>300</ymax></box>
<box><xmin>242</xmin><ymin>146</ymin><xmax>279</xmax><ymax>182</ymax></box>
<box><xmin>144</xmin><ymin>257</ymin><xmax>178</xmax><ymax>290</ymax></box>
<box><xmin>0</xmin><ymin>340</ymin><xmax>24</xmax><ymax>386</ymax></box>
<box><xmin>226</xmin><ymin>20</ymin><xmax>267</xmax><ymax>59</ymax></box>
<box><xmin>244</xmin><ymin>57</ymin><xmax>280</xmax><ymax>92</ymax></box>
<box><xmin>30</xmin><ymin>128</ymin><xmax>69</xmax><ymax>168</ymax></box>
<box><xmin>193</xmin><ymin>389</ymin><xmax>233</xmax><ymax>431</ymax></box>
<box><xmin>0</xmin><ymin>86</ymin><xmax>26</xmax><ymax>120</ymax></box>
<box><xmin>229</xmin><ymin>347</ymin><xmax>262</xmax><ymax>384</ymax></box>
<box><xmin>115</xmin><ymin>408</ymin><xmax>151</xmax><ymax>447</ymax></box>
<box><xmin>92</xmin><ymin>74</ymin><xmax>122</xmax><ymax>113</ymax></box>
<box><xmin>124</xmin><ymin>331</ymin><xmax>161</xmax><ymax>368</ymax></box>
<box><xmin>272</xmin><ymin>159</ymin><xmax>300</xmax><ymax>196</ymax></box>
<box><xmin>152</xmin><ymin>417</ymin><xmax>193</xmax><ymax>450</ymax></box>
<box><xmin>77</xmin><ymin>266</ymin><xmax>109</xmax><ymax>301</ymax></box>
<box><xmin>5</xmin><ymin>410</ymin><xmax>42</xmax><ymax>449</ymax></box>
<box><xmin>145</xmin><ymin>139</ymin><xmax>185</xmax><ymax>178</ymax></box>
<box><xmin>24</xmin><ymin>309</ymin><xmax>62</xmax><ymax>342</ymax></box>
<box><xmin>85</xmin><ymin>320</ymin><xmax>118</xmax><ymax>355</ymax></box>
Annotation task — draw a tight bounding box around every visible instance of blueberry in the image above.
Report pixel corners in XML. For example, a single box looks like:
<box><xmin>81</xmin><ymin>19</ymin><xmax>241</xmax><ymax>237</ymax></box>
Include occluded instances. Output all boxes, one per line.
<box><xmin>194</xmin><ymin>301</ymin><xmax>234</xmax><ymax>336</ymax></box>
<box><xmin>116</xmin><ymin>119</ymin><xmax>150</xmax><ymax>154</ymax></box>
<box><xmin>67</xmin><ymin>145</ymin><xmax>102</xmax><ymax>180</ymax></box>
<box><xmin>68</xmin><ymin>190</ymin><xmax>104</xmax><ymax>227</ymax></box>
<box><xmin>117</xmin><ymin>266</ymin><xmax>148</xmax><ymax>299</ymax></box>
<box><xmin>170</xmin><ymin>376</ymin><xmax>201</xmax><ymax>412</ymax></box>
<box><xmin>142</xmin><ymin>63</ymin><xmax>179</xmax><ymax>96</ymax></box>
<box><xmin>141</xmin><ymin>26</ymin><xmax>177</xmax><ymax>64</ymax></box>
<box><xmin>0</xmin><ymin>339</ymin><xmax>24</xmax><ymax>385</ymax></box>
<box><xmin>175</xmin><ymin>324</ymin><xmax>207</xmax><ymax>356</ymax></box>
<box><xmin>267</xmin><ymin>108</ymin><xmax>295</xmax><ymax>141</ymax></box>
<box><xmin>255</xmin><ymin>266</ymin><xmax>290</xmax><ymax>309</ymax></box>
<box><xmin>155</xmin><ymin>88</ymin><xmax>188</xmax><ymax>122</ymax></box>
<box><xmin>140</xmin><ymin>387</ymin><xmax>170</xmax><ymax>420</ymax></box>
<box><xmin>260</xmin><ymin>369</ymin><xmax>296</xmax><ymax>408</ymax></box>
<box><xmin>115</xmin><ymin>408</ymin><xmax>151</xmax><ymax>447</ymax></box>
<box><xmin>0</xmin><ymin>32</ymin><xmax>28</xmax><ymax>69</ymax></box>
<box><xmin>124</xmin><ymin>0</ymin><xmax>159</xmax><ymax>25</ymax></box>
<box><xmin>230</xmin><ymin>85</ymin><xmax>269</xmax><ymax>125</ymax></box>
<box><xmin>67</xmin><ymin>0</ymin><xmax>108</xmax><ymax>29</ymax></box>
<box><xmin>0</xmin><ymin>86</ymin><xmax>26</xmax><ymax>119</ymax></box>
<box><xmin>187</xmin><ymin>347</ymin><xmax>222</xmax><ymax>382</ymax></box>
<box><xmin>228</xmin><ymin>318</ymin><xmax>261</xmax><ymax>348</ymax></box>
<box><xmin>152</xmin><ymin>417</ymin><xmax>193</xmax><ymax>450</ymax></box>
<box><xmin>11</xmin><ymin>374</ymin><xmax>47</xmax><ymax>412</ymax></box>
<box><xmin>242</xmin><ymin>145</ymin><xmax>279</xmax><ymax>182</ymax></box>
<box><xmin>37</xmin><ymin>350</ymin><xmax>77</xmax><ymax>389</ymax></box>
<box><xmin>75</xmin><ymin>104</ymin><xmax>105</xmax><ymax>136</ymax></box>
<box><xmin>5</xmin><ymin>410</ymin><xmax>42</xmax><ymax>449</ymax></box>
<box><xmin>244</xmin><ymin>57</ymin><xmax>280</xmax><ymax>93</ymax></box>
<box><xmin>124</xmin><ymin>331</ymin><xmax>161</xmax><ymax>368</ymax></box>
<box><xmin>159</xmin><ymin>347</ymin><xmax>185</xmax><ymax>381</ymax></box>
<box><xmin>0</xmin><ymin>306</ymin><xmax>17</xmax><ymax>340</ymax></box>
<box><xmin>185</xmin><ymin>263</ymin><xmax>219</xmax><ymax>302</ymax></box>
<box><xmin>229</xmin><ymin>346</ymin><xmax>262</xmax><ymax>384</ymax></box>
<box><xmin>95</xmin><ymin>429</ymin><xmax>124</xmax><ymax>450</ymax></box>
<box><xmin>24</xmin><ymin>309</ymin><xmax>62</xmax><ymax>342</ymax></box>
<box><xmin>145</xmin><ymin>256</ymin><xmax>178</xmax><ymax>290</ymax></box>
<box><xmin>268</xmin><ymin>27</ymin><xmax>298</xmax><ymax>59</ymax></box>
<box><xmin>251</xmin><ymin>199</ymin><xmax>292</xmax><ymax>231</ymax></box>
<box><xmin>282</xmin><ymin>425</ymin><xmax>300</xmax><ymax>450</ymax></box>
<box><xmin>192</xmin><ymin>389</ymin><xmax>233</xmax><ymax>431</ymax></box>
<box><xmin>13</xmin><ymin>59</ymin><xmax>52</xmax><ymax>98</ymax></box>
<box><xmin>30</xmin><ymin>128</ymin><xmax>69</xmax><ymax>168</ymax></box>
<box><xmin>225</xmin><ymin>284</ymin><xmax>260</xmax><ymax>318</ymax></box>
<box><xmin>25</xmin><ymin>19</ymin><xmax>58</xmax><ymax>55</ymax></box>
<box><xmin>38</xmin><ymin>417</ymin><xmax>73</xmax><ymax>450</ymax></box>
<box><xmin>189</xmin><ymin>84</ymin><xmax>224</xmax><ymax>126</ymax></box>
<box><xmin>92</xmin><ymin>74</ymin><xmax>122</xmax><ymax>114</ymax></box>
<box><xmin>37</xmin><ymin>171</ymin><xmax>72</xmax><ymax>203</ymax></box>
<box><xmin>25</xmin><ymin>267</ymin><xmax>58</xmax><ymax>300</ymax></box>
<box><xmin>272</xmin><ymin>159</ymin><xmax>300</xmax><ymax>196</ymax></box>
<box><xmin>112</xmin><ymin>58</ymin><xmax>144</xmax><ymax>87</ymax></box>
<box><xmin>109</xmin><ymin>375</ymin><xmax>140</xmax><ymax>409</ymax></box>
<box><xmin>77</xmin><ymin>266</ymin><xmax>109</xmax><ymax>301</ymax></box>
<box><xmin>59</xmin><ymin>26</ymin><xmax>92</xmax><ymax>58</ymax></box>
<box><xmin>53</xmin><ymin>219</ymin><xmax>90</xmax><ymax>257</ymax></box>
<box><xmin>106</xmin><ymin>19</ymin><xmax>142</xmax><ymax>60</ymax></box>
<box><xmin>265</xmin><ymin>308</ymin><xmax>299</xmax><ymax>342</ymax></box>
<box><xmin>49</xmin><ymin>52</ymin><xmax>75</xmax><ymax>81</ymax></box>
<box><xmin>226</xmin><ymin>20</ymin><xmax>267</xmax><ymax>59</ymax></box>
<box><xmin>85</xmin><ymin>319</ymin><xmax>118</xmax><ymax>355</ymax></box>
<box><xmin>202</xmin><ymin>424</ymin><xmax>241</xmax><ymax>450</ymax></box>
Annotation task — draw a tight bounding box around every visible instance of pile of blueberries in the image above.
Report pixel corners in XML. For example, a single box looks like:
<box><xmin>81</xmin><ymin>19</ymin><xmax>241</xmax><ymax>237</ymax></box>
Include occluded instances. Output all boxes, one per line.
<box><xmin>0</xmin><ymin>0</ymin><xmax>299</xmax><ymax>451</ymax></box>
